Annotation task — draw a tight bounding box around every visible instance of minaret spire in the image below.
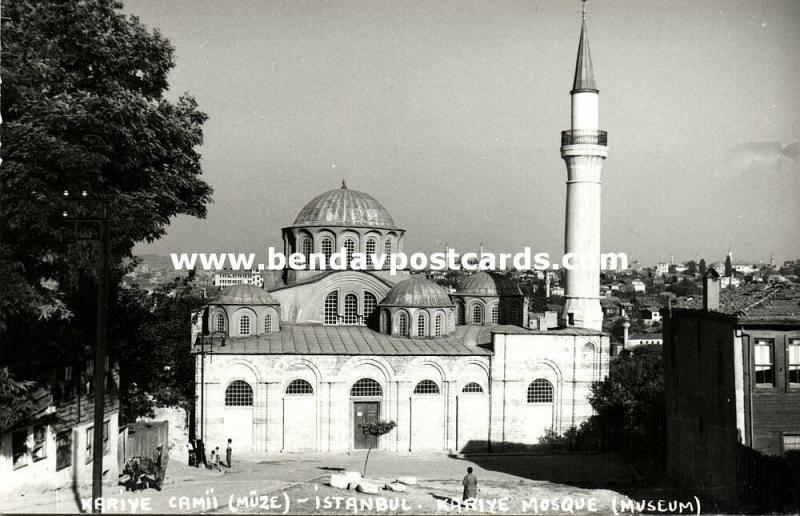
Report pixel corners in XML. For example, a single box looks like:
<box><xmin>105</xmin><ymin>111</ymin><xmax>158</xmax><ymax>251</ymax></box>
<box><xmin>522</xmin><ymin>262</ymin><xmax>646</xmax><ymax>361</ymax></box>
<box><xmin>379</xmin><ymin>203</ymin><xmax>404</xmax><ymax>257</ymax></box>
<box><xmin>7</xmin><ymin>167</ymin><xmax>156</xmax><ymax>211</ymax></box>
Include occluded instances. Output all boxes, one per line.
<box><xmin>572</xmin><ymin>0</ymin><xmax>597</xmax><ymax>93</ymax></box>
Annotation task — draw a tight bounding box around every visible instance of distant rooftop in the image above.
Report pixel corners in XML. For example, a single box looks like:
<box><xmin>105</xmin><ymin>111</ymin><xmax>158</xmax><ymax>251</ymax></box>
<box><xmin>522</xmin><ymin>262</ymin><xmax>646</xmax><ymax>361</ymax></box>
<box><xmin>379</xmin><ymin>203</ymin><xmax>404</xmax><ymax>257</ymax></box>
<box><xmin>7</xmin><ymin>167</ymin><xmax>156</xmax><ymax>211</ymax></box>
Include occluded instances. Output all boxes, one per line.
<box><xmin>674</xmin><ymin>282</ymin><xmax>800</xmax><ymax>322</ymax></box>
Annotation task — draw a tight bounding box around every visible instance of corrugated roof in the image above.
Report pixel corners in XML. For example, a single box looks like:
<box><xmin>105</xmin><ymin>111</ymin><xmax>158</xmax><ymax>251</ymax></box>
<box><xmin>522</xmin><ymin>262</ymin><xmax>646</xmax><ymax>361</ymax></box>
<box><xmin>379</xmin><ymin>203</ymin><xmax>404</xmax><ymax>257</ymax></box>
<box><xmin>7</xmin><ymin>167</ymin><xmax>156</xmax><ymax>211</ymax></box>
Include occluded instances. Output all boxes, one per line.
<box><xmin>674</xmin><ymin>282</ymin><xmax>800</xmax><ymax>322</ymax></box>
<box><xmin>194</xmin><ymin>324</ymin><xmax>492</xmax><ymax>356</ymax></box>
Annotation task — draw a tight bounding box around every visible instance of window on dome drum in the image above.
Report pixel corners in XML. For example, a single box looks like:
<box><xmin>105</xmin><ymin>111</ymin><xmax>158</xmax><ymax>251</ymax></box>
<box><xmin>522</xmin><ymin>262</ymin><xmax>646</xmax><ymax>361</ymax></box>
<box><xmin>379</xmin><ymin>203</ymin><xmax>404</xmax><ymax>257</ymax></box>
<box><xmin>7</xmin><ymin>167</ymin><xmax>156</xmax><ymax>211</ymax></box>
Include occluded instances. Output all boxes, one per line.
<box><xmin>462</xmin><ymin>382</ymin><xmax>484</xmax><ymax>393</ymax></box>
<box><xmin>364</xmin><ymin>292</ymin><xmax>377</xmax><ymax>323</ymax></box>
<box><xmin>788</xmin><ymin>339</ymin><xmax>800</xmax><ymax>387</ymax></box>
<box><xmin>435</xmin><ymin>314</ymin><xmax>443</xmax><ymax>337</ymax></box>
<box><xmin>754</xmin><ymin>339</ymin><xmax>774</xmax><ymax>387</ymax></box>
<box><xmin>344</xmin><ymin>239</ymin><xmax>355</xmax><ymax>266</ymax></box>
<box><xmin>215</xmin><ymin>313</ymin><xmax>225</xmax><ymax>332</ymax></box>
<box><xmin>491</xmin><ymin>305</ymin><xmax>499</xmax><ymax>324</ymax></box>
<box><xmin>324</xmin><ymin>291</ymin><xmax>338</xmax><ymax>325</ymax></box>
<box><xmin>366</xmin><ymin>239</ymin><xmax>377</xmax><ymax>267</ymax></box>
<box><xmin>264</xmin><ymin>314</ymin><xmax>272</xmax><ymax>334</ymax></box>
<box><xmin>472</xmin><ymin>305</ymin><xmax>484</xmax><ymax>324</ymax></box>
<box><xmin>413</xmin><ymin>379</ymin><xmax>440</xmax><ymax>394</ymax></box>
<box><xmin>225</xmin><ymin>380</ymin><xmax>253</xmax><ymax>406</ymax></box>
<box><xmin>239</xmin><ymin>314</ymin><xmax>251</xmax><ymax>336</ymax></box>
<box><xmin>397</xmin><ymin>312</ymin><xmax>409</xmax><ymax>336</ymax></box>
<box><xmin>351</xmin><ymin>378</ymin><xmax>382</xmax><ymax>397</ymax></box>
<box><xmin>343</xmin><ymin>293</ymin><xmax>359</xmax><ymax>325</ymax></box>
<box><xmin>321</xmin><ymin>238</ymin><xmax>333</xmax><ymax>265</ymax></box>
<box><xmin>456</xmin><ymin>302</ymin><xmax>465</xmax><ymax>325</ymax></box>
<box><xmin>285</xmin><ymin>379</ymin><xmax>313</xmax><ymax>395</ymax></box>
<box><xmin>302</xmin><ymin>239</ymin><xmax>312</xmax><ymax>259</ymax></box>
<box><xmin>384</xmin><ymin>239</ymin><xmax>392</xmax><ymax>256</ymax></box>
<box><xmin>417</xmin><ymin>314</ymin><xmax>427</xmax><ymax>337</ymax></box>
<box><xmin>528</xmin><ymin>379</ymin><xmax>554</xmax><ymax>403</ymax></box>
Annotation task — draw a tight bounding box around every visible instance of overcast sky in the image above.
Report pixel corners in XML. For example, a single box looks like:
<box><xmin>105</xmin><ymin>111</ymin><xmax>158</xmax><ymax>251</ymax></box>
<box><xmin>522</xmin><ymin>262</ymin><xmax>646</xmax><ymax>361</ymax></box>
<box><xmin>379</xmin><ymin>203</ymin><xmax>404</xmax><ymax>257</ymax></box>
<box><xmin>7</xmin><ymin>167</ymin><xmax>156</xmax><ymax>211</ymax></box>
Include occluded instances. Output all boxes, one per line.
<box><xmin>127</xmin><ymin>0</ymin><xmax>800</xmax><ymax>266</ymax></box>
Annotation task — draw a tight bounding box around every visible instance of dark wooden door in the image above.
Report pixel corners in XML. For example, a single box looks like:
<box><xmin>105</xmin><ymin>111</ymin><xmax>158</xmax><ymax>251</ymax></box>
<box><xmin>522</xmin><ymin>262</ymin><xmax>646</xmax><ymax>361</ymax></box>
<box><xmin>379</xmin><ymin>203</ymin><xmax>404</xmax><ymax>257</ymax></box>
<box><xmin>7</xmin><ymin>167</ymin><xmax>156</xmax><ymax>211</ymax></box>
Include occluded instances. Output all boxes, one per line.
<box><xmin>353</xmin><ymin>402</ymin><xmax>380</xmax><ymax>449</ymax></box>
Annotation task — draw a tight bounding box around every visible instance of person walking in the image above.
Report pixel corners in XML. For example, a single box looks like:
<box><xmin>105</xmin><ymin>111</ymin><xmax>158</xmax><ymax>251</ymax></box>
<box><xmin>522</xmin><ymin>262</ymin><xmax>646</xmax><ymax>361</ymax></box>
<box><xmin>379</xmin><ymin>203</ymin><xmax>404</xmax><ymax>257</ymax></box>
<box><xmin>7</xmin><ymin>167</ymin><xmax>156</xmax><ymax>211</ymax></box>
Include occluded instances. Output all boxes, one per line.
<box><xmin>462</xmin><ymin>467</ymin><xmax>478</xmax><ymax>502</ymax></box>
<box><xmin>214</xmin><ymin>446</ymin><xmax>221</xmax><ymax>470</ymax></box>
<box><xmin>226</xmin><ymin>439</ymin><xmax>232</xmax><ymax>468</ymax></box>
<box><xmin>153</xmin><ymin>445</ymin><xmax>165</xmax><ymax>491</ymax></box>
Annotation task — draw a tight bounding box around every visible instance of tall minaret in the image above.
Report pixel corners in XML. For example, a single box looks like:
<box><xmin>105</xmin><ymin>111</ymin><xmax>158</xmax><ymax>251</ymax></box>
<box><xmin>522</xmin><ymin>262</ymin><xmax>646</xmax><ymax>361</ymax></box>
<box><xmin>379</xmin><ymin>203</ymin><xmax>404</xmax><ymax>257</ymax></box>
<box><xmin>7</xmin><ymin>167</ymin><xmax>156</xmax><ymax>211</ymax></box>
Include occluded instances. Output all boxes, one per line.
<box><xmin>559</xmin><ymin>1</ymin><xmax>607</xmax><ymax>331</ymax></box>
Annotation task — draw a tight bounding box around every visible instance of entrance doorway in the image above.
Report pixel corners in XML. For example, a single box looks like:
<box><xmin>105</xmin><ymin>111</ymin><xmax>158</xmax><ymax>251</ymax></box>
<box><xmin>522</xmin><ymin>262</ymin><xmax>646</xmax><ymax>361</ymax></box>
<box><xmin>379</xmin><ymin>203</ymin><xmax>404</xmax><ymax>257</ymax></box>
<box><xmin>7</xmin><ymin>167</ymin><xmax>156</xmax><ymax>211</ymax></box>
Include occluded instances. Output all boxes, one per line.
<box><xmin>353</xmin><ymin>402</ymin><xmax>380</xmax><ymax>449</ymax></box>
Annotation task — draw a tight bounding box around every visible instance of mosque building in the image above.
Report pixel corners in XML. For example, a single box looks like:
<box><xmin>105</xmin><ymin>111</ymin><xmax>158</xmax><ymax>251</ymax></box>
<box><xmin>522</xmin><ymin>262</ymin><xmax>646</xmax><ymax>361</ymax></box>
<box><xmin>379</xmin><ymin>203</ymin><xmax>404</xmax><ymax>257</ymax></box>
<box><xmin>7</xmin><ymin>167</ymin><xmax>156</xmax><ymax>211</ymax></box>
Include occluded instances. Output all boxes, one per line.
<box><xmin>191</xmin><ymin>7</ymin><xmax>611</xmax><ymax>454</ymax></box>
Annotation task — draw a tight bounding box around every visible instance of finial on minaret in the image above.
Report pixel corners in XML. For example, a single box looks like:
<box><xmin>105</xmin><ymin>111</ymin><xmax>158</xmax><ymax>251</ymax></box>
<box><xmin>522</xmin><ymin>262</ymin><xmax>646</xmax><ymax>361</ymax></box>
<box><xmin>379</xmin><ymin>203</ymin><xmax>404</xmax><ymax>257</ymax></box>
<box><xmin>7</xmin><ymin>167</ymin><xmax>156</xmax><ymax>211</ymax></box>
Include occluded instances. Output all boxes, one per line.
<box><xmin>582</xmin><ymin>0</ymin><xmax>587</xmax><ymax>21</ymax></box>
<box><xmin>341</xmin><ymin>178</ymin><xmax>347</xmax><ymax>189</ymax></box>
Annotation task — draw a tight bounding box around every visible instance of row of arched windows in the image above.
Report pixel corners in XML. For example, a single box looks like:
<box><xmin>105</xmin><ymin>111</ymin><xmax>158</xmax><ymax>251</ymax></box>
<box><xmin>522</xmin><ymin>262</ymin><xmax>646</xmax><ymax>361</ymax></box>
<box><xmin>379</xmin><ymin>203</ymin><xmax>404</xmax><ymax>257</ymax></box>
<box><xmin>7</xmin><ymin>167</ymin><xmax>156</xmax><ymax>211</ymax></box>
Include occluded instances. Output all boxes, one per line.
<box><xmin>223</xmin><ymin>378</ymin><xmax>551</xmax><ymax>405</ymax></box>
<box><xmin>392</xmin><ymin>311</ymin><xmax>446</xmax><ymax>337</ymax></box>
<box><xmin>454</xmin><ymin>301</ymin><xmax>521</xmax><ymax>325</ymax></box>
<box><xmin>324</xmin><ymin>291</ymin><xmax>378</xmax><ymax>326</ymax></box>
<box><xmin>296</xmin><ymin>235</ymin><xmax>398</xmax><ymax>267</ymax></box>
<box><xmin>215</xmin><ymin>312</ymin><xmax>276</xmax><ymax>336</ymax></box>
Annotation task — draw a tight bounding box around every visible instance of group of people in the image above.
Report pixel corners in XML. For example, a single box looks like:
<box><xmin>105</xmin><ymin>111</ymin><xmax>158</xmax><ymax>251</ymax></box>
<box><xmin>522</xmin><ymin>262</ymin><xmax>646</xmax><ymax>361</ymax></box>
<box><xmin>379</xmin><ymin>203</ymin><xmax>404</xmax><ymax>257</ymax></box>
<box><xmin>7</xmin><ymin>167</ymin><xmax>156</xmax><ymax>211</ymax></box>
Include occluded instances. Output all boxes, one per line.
<box><xmin>208</xmin><ymin>438</ymin><xmax>233</xmax><ymax>471</ymax></box>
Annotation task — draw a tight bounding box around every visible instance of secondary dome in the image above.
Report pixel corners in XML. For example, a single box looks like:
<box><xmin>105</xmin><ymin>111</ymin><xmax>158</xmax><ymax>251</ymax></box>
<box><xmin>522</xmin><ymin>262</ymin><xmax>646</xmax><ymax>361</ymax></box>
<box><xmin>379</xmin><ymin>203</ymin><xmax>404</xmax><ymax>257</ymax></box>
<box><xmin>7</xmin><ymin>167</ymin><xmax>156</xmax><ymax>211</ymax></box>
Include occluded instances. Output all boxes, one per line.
<box><xmin>456</xmin><ymin>271</ymin><xmax>522</xmax><ymax>296</ymax></box>
<box><xmin>213</xmin><ymin>284</ymin><xmax>278</xmax><ymax>305</ymax></box>
<box><xmin>379</xmin><ymin>276</ymin><xmax>453</xmax><ymax>308</ymax></box>
<box><xmin>293</xmin><ymin>182</ymin><xmax>397</xmax><ymax>228</ymax></box>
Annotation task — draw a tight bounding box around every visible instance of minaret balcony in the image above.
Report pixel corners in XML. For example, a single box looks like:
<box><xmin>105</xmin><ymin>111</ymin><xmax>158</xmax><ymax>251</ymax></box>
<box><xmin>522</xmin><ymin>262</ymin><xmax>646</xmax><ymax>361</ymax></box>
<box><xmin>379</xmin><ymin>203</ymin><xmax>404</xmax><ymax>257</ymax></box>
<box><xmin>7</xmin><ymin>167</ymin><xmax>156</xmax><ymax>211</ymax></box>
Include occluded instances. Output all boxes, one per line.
<box><xmin>561</xmin><ymin>129</ymin><xmax>607</xmax><ymax>146</ymax></box>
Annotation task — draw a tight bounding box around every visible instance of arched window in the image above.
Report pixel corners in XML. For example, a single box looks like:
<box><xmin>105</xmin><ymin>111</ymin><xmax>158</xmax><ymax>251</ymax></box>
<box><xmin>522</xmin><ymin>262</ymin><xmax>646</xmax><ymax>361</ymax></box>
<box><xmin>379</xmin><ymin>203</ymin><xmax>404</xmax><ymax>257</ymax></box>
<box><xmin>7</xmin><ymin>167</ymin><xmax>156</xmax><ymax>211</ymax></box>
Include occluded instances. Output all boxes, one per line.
<box><xmin>351</xmin><ymin>378</ymin><xmax>383</xmax><ymax>397</ymax></box>
<box><xmin>225</xmin><ymin>380</ymin><xmax>253</xmax><ymax>406</ymax></box>
<box><xmin>285</xmin><ymin>379</ymin><xmax>313</xmax><ymax>395</ymax></box>
<box><xmin>510</xmin><ymin>304</ymin><xmax>519</xmax><ymax>325</ymax></box>
<box><xmin>462</xmin><ymin>382</ymin><xmax>484</xmax><ymax>393</ymax></box>
<box><xmin>417</xmin><ymin>313</ymin><xmax>427</xmax><ymax>337</ymax></box>
<box><xmin>491</xmin><ymin>305</ymin><xmax>499</xmax><ymax>324</ymax></box>
<box><xmin>321</xmin><ymin>237</ymin><xmax>333</xmax><ymax>266</ymax></box>
<box><xmin>527</xmin><ymin>379</ymin><xmax>554</xmax><ymax>403</ymax></box>
<box><xmin>324</xmin><ymin>291</ymin><xmax>338</xmax><ymax>325</ymax></box>
<box><xmin>239</xmin><ymin>314</ymin><xmax>251</xmax><ymax>336</ymax></box>
<box><xmin>472</xmin><ymin>305</ymin><xmax>484</xmax><ymax>324</ymax></box>
<box><xmin>364</xmin><ymin>292</ymin><xmax>377</xmax><ymax>323</ymax></box>
<box><xmin>264</xmin><ymin>313</ymin><xmax>273</xmax><ymax>334</ymax></box>
<box><xmin>215</xmin><ymin>313</ymin><xmax>225</xmax><ymax>332</ymax></box>
<box><xmin>397</xmin><ymin>311</ymin><xmax>409</xmax><ymax>337</ymax></box>
<box><xmin>301</xmin><ymin>238</ymin><xmax>312</xmax><ymax>260</ymax></box>
<box><xmin>344</xmin><ymin>239</ymin><xmax>355</xmax><ymax>266</ymax></box>
<box><xmin>434</xmin><ymin>314</ymin><xmax>443</xmax><ymax>337</ymax></box>
<box><xmin>456</xmin><ymin>302</ymin><xmax>465</xmax><ymax>325</ymax></box>
<box><xmin>413</xmin><ymin>380</ymin><xmax>440</xmax><ymax>394</ymax></box>
<box><xmin>366</xmin><ymin>239</ymin><xmax>377</xmax><ymax>267</ymax></box>
<box><xmin>343</xmin><ymin>293</ymin><xmax>359</xmax><ymax>325</ymax></box>
<box><xmin>384</xmin><ymin>239</ymin><xmax>392</xmax><ymax>257</ymax></box>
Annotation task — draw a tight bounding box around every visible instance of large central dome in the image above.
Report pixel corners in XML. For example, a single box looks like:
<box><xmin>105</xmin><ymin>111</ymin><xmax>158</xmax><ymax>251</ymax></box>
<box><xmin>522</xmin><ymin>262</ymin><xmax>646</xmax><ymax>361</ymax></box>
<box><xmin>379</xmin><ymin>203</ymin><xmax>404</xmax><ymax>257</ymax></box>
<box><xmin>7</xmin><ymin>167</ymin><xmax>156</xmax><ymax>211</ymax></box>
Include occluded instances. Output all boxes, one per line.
<box><xmin>292</xmin><ymin>182</ymin><xmax>397</xmax><ymax>228</ymax></box>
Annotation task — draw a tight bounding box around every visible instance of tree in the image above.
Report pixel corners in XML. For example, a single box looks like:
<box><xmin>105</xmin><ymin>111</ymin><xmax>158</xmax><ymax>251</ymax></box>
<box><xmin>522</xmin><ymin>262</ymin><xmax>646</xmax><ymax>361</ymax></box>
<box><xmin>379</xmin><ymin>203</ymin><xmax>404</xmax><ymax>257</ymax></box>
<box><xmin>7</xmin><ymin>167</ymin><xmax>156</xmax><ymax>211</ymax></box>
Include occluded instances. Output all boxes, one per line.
<box><xmin>1</xmin><ymin>0</ymin><xmax>211</xmax><ymax>406</ymax></box>
<box><xmin>666</xmin><ymin>278</ymin><xmax>701</xmax><ymax>297</ymax></box>
<box><xmin>698</xmin><ymin>259</ymin><xmax>707</xmax><ymax>275</ymax></box>
<box><xmin>0</xmin><ymin>367</ymin><xmax>37</xmax><ymax>432</ymax></box>
<box><xmin>358</xmin><ymin>421</ymin><xmax>396</xmax><ymax>477</ymax></box>
<box><xmin>724</xmin><ymin>254</ymin><xmax>733</xmax><ymax>277</ymax></box>
<box><xmin>685</xmin><ymin>260</ymin><xmax>697</xmax><ymax>275</ymax></box>
<box><xmin>0</xmin><ymin>0</ymin><xmax>211</xmax><ymax>329</ymax></box>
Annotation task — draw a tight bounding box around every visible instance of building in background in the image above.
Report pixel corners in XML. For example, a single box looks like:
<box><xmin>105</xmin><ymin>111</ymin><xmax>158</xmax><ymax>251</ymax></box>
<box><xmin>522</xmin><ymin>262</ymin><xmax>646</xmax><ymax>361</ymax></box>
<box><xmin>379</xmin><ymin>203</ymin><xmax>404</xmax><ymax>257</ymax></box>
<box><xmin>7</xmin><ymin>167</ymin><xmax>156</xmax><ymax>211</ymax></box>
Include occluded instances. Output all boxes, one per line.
<box><xmin>213</xmin><ymin>268</ymin><xmax>264</xmax><ymax>288</ymax></box>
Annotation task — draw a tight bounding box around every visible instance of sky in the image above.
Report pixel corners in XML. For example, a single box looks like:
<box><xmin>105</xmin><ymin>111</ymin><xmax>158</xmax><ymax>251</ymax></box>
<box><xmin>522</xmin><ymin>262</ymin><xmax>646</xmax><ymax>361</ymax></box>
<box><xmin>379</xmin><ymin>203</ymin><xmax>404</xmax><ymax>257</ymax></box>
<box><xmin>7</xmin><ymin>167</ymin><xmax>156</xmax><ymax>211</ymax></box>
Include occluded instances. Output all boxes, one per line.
<box><xmin>126</xmin><ymin>0</ymin><xmax>800</xmax><ymax>266</ymax></box>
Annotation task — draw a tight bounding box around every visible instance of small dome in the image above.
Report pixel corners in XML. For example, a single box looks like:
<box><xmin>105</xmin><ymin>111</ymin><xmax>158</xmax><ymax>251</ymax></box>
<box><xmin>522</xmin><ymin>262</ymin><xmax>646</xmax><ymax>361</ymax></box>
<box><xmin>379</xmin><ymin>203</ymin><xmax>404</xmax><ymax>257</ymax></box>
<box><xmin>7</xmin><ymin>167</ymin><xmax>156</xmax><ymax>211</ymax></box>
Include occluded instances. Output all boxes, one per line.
<box><xmin>213</xmin><ymin>284</ymin><xmax>278</xmax><ymax>305</ymax></box>
<box><xmin>456</xmin><ymin>271</ymin><xmax>522</xmax><ymax>296</ymax></box>
<box><xmin>292</xmin><ymin>182</ymin><xmax>397</xmax><ymax>228</ymax></box>
<box><xmin>380</xmin><ymin>276</ymin><xmax>453</xmax><ymax>308</ymax></box>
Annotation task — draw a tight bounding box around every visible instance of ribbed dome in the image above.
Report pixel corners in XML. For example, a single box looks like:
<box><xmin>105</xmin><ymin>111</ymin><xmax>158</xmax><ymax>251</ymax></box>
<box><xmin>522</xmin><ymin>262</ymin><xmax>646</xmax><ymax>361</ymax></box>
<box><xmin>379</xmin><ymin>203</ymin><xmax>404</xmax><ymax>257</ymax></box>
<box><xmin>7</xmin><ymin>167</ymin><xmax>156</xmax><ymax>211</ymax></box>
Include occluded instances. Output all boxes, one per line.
<box><xmin>456</xmin><ymin>272</ymin><xmax>522</xmax><ymax>296</ymax></box>
<box><xmin>379</xmin><ymin>276</ymin><xmax>453</xmax><ymax>308</ymax></box>
<box><xmin>213</xmin><ymin>284</ymin><xmax>279</xmax><ymax>305</ymax></box>
<box><xmin>293</xmin><ymin>183</ymin><xmax>396</xmax><ymax>228</ymax></box>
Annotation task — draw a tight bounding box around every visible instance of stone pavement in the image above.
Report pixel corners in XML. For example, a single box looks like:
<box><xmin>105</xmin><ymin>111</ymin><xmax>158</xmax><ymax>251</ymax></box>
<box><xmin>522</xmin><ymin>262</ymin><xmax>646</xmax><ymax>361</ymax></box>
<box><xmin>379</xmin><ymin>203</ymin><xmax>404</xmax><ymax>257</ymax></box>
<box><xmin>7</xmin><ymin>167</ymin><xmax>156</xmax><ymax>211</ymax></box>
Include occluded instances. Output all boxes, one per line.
<box><xmin>0</xmin><ymin>451</ymin><xmax>644</xmax><ymax>514</ymax></box>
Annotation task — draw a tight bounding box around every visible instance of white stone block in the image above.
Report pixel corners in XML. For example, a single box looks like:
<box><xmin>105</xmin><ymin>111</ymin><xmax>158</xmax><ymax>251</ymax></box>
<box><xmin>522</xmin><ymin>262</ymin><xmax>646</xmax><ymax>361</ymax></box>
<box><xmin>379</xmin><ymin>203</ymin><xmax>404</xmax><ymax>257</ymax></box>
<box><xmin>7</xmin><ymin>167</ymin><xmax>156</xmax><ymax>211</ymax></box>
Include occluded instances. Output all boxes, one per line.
<box><xmin>329</xmin><ymin>474</ymin><xmax>350</xmax><ymax>490</ymax></box>
<box><xmin>356</xmin><ymin>481</ymin><xmax>379</xmax><ymax>494</ymax></box>
<box><xmin>344</xmin><ymin>471</ymin><xmax>362</xmax><ymax>482</ymax></box>
<box><xmin>385</xmin><ymin>482</ymin><xmax>407</xmax><ymax>492</ymax></box>
<box><xmin>396</xmin><ymin>476</ymin><xmax>416</xmax><ymax>485</ymax></box>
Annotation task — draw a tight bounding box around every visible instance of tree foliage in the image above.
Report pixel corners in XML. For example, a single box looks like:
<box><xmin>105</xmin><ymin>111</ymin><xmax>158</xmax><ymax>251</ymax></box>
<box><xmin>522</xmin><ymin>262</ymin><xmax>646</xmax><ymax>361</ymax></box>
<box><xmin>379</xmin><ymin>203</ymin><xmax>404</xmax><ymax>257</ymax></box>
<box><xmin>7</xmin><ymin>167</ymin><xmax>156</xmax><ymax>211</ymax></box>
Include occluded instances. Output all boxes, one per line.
<box><xmin>358</xmin><ymin>420</ymin><xmax>396</xmax><ymax>476</ymax></box>
<box><xmin>0</xmin><ymin>0</ymin><xmax>211</xmax><ymax>330</ymax></box>
<box><xmin>0</xmin><ymin>367</ymin><xmax>37</xmax><ymax>432</ymax></box>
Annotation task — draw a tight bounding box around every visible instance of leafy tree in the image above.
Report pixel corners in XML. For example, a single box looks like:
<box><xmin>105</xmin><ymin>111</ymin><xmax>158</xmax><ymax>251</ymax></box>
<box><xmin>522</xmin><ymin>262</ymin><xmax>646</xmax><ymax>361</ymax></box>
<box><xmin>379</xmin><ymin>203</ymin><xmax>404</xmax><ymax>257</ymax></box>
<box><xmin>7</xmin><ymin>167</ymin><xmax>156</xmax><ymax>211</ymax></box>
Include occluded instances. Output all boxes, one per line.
<box><xmin>698</xmin><ymin>259</ymin><xmax>707</xmax><ymax>275</ymax></box>
<box><xmin>685</xmin><ymin>260</ymin><xmax>697</xmax><ymax>275</ymax></box>
<box><xmin>724</xmin><ymin>254</ymin><xmax>733</xmax><ymax>277</ymax></box>
<box><xmin>358</xmin><ymin>421</ymin><xmax>396</xmax><ymax>477</ymax></box>
<box><xmin>0</xmin><ymin>367</ymin><xmax>37</xmax><ymax>432</ymax></box>
<box><xmin>0</xmin><ymin>0</ymin><xmax>211</xmax><ymax>414</ymax></box>
<box><xmin>666</xmin><ymin>278</ymin><xmax>701</xmax><ymax>297</ymax></box>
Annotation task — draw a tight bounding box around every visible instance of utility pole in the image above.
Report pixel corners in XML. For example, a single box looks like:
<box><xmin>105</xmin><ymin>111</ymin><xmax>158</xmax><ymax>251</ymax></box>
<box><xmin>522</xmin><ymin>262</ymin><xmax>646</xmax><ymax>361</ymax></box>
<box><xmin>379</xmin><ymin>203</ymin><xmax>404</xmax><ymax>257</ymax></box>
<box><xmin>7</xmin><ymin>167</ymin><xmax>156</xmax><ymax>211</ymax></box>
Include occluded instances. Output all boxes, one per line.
<box><xmin>62</xmin><ymin>190</ymin><xmax>109</xmax><ymax>514</ymax></box>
